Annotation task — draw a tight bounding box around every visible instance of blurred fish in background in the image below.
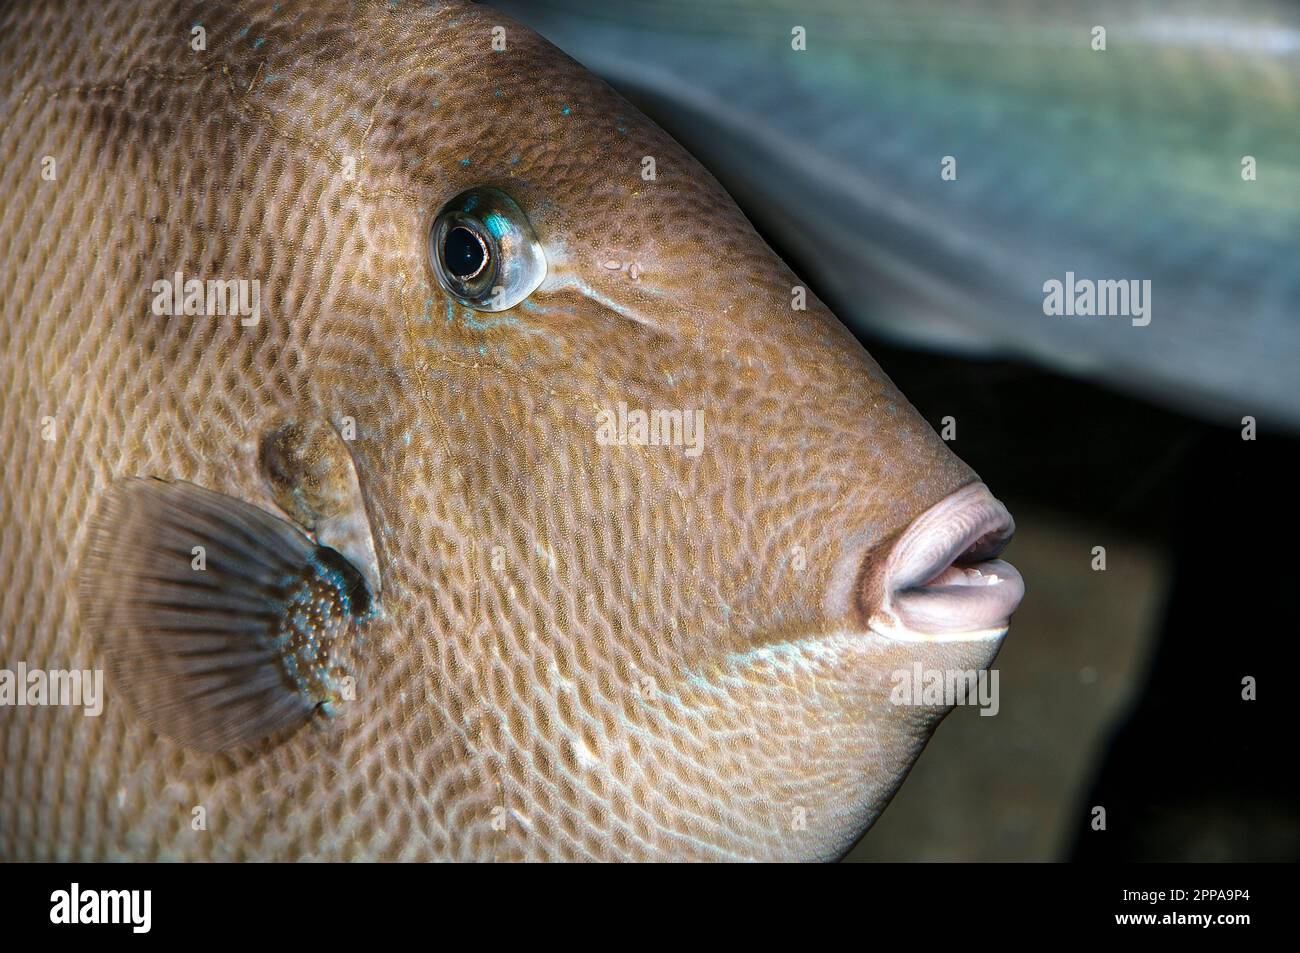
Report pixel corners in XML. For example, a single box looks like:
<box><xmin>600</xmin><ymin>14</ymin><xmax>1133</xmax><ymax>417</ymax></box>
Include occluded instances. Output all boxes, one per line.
<box><xmin>487</xmin><ymin>0</ymin><xmax>1300</xmax><ymax>429</ymax></box>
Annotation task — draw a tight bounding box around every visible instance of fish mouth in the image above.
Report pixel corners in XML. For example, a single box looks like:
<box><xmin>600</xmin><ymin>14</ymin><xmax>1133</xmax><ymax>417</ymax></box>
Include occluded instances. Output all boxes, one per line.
<box><xmin>868</xmin><ymin>483</ymin><xmax>1024</xmax><ymax>641</ymax></box>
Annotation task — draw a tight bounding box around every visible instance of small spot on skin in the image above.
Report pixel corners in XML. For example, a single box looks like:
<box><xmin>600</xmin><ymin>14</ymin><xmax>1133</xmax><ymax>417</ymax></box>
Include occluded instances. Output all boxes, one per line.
<box><xmin>253</xmin><ymin>37</ymin><xmax>266</xmax><ymax>49</ymax></box>
<box><xmin>460</xmin><ymin>158</ymin><xmax>471</xmax><ymax>167</ymax></box>
<box><xmin>561</xmin><ymin>106</ymin><xmax>572</xmax><ymax>116</ymax></box>
<box><xmin>600</xmin><ymin>257</ymin><xmax>644</xmax><ymax>281</ymax></box>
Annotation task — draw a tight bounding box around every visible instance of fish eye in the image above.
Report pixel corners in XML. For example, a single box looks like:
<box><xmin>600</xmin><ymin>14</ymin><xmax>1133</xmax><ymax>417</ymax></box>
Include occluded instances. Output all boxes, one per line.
<box><xmin>444</xmin><ymin>226</ymin><xmax>489</xmax><ymax>280</ymax></box>
<box><xmin>429</xmin><ymin>187</ymin><xmax>546</xmax><ymax>312</ymax></box>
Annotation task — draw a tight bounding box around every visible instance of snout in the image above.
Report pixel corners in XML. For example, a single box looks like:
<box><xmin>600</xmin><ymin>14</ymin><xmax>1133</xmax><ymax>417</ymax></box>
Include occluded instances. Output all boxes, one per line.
<box><xmin>864</xmin><ymin>483</ymin><xmax>1024</xmax><ymax>641</ymax></box>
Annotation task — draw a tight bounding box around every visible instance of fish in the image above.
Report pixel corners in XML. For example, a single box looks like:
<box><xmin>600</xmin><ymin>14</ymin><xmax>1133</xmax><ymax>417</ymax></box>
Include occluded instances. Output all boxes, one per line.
<box><xmin>0</xmin><ymin>0</ymin><xmax>1023</xmax><ymax>861</ymax></box>
<box><xmin>489</xmin><ymin>0</ymin><xmax>1300</xmax><ymax>429</ymax></box>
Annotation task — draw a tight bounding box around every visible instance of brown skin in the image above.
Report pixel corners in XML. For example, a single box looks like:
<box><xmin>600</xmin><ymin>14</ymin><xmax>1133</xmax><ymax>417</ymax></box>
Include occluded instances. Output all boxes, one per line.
<box><xmin>0</xmin><ymin>0</ymin><xmax>991</xmax><ymax>860</ymax></box>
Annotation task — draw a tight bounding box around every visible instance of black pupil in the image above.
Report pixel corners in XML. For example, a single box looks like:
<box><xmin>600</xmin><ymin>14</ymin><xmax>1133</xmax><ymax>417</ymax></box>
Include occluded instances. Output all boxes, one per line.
<box><xmin>444</xmin><ymin>226</ymin><xmax>487</xmax><ymax>279</ymax></box>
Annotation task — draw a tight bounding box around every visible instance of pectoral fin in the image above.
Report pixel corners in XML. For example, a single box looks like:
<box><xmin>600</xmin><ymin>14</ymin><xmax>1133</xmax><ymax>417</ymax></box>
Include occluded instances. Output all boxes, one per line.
<box><xmin>80</xmin><ymin>478</ymin><xmax>373</xmax><ymax>752</ymax></box>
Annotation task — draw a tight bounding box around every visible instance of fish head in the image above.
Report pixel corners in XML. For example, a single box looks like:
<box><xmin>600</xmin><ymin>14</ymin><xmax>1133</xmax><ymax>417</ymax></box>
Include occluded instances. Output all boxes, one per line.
<box><xmin>0</xmin><ymin>0</ymin><xmax>1025</xmax><ymax>864</ymax></box>
<box><xmin>347</xmin><ymin>1</ymin><xmax>1025</xmax><ymax>860</ymax></box>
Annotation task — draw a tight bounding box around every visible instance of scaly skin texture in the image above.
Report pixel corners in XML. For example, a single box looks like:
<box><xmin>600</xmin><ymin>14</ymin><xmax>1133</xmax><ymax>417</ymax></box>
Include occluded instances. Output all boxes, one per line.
<box><xmin>0</xmin><ymin>0</ymin><xmax>991</xmax><ymax>860</ymax></box>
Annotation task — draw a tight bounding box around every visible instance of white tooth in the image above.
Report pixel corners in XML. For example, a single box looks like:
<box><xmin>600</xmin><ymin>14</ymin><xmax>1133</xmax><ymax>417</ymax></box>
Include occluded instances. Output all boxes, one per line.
<box><xmin>987</xmin><ymin>574</ymin><xmax>1000</xmax><ymax>584</ymax></box>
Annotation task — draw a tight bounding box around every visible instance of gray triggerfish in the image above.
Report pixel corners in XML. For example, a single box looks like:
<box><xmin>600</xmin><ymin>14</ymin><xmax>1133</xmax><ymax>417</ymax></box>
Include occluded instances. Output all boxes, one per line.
<box><xmin>0</xmin><ymin>0</ymin><xmax>1022</xmax><ymax>861</ymax></box>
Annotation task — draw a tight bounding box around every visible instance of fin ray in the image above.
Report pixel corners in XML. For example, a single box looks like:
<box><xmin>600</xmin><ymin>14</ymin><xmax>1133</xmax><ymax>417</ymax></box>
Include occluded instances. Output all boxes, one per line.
<box><xmin>81</xmin><ymin>478</ymin><xmax>372</xmax><ymax>752</ymax></box>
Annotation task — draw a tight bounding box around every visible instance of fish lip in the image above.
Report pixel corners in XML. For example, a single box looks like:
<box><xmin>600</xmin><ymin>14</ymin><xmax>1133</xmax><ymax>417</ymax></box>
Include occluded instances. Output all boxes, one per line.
<box><xmin>868</xmin><ymin>483</ymin><xmax>1024</xmax><ymax>642</ymax></box>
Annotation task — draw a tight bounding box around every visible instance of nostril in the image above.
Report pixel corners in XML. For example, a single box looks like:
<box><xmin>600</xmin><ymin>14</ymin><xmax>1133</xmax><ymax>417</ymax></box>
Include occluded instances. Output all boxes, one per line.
<box><xmin>866</xmin><ymin>483</ymin><xmax>1024</xmax><ymax>640</ymax></box>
